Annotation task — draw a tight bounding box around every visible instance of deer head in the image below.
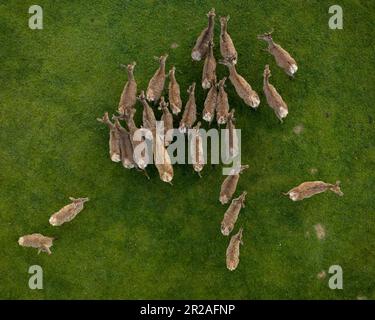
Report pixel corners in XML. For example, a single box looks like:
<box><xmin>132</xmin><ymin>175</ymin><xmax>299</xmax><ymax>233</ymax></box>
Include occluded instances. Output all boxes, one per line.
<box><xmin>69</xmin><ymin>197</ymin><xmax>89</xmax><ymax>203</ymax></box>
<box><xmin>330</xmin><ymin>181</ymin><xmax>344</xmax><ymax>196</ymax></box>
<box><xmin>263</xmin><ymin>64</ymin><xmax>271</xmax><ymax>82</ymax></box>
<box><xmin>218</xmin><ymin>77</ymin><xmax>227</xmax><ymax>89</ymax></box>
<box><xmin>227</xmin><ymin>109</ymin><xmax>236</xmax><ymax>122</ymax></box>
<box><xmin>158</xmin><ymin>96</ymin><xmax>169</xmax><ymax>111</ymax></box>
<box><xmin>207</xmin><ymin>8</ymin><xmax>216</xmax><ymax>18</ymax></box>
<box><xmin>187</xmin><ymin>82</ymin><xmax>196</xmax><ymax>95</ymax></box>
<box><xmin>97</xmin><ymin>112</ymin><xmax>113</xmax><ymax>126</ymax></box>
<box><xmin>168</xmin><ymin>66</ymin><xmax>176</xmax><ymax>78</ymax></box>
<box><xmin>257</xmin><ymin>29</ymin><xmax>274</xmax><ymax>42</ymax></box>
<box><xmin>237</xmin><ymin>191</ymin><xmax>247</xmax><ymax>205</ymax></box>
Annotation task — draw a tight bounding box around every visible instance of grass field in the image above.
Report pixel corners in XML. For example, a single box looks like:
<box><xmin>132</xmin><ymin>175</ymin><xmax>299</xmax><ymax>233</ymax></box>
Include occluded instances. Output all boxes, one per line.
<box><xmin>0</xmin><ymin>0</ymin><xmax>374</xmax><ymax>299</ymax></box>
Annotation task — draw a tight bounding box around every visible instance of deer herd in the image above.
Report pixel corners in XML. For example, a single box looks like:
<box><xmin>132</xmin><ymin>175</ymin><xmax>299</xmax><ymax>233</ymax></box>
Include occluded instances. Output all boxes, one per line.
<box><xmin>18</xmin><ymin>9</ymin><xmax>343</xmax><ymax>273</ymax></box>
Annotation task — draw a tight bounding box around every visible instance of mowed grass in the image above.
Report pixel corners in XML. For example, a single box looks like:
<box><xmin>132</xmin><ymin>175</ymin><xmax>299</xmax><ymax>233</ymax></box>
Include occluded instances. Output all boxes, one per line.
<box><xmin>0</xmin><ymin>0</ymin><xmax>374</xmax><ymax>299</ymax></box>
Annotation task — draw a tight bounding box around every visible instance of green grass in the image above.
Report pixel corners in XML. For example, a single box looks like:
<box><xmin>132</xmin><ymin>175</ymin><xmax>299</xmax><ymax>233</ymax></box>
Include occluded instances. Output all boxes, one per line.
<box><xmin>0</xmin><ymin>0</ymin><xmax>374</xmax><ymax>299</ymax></box>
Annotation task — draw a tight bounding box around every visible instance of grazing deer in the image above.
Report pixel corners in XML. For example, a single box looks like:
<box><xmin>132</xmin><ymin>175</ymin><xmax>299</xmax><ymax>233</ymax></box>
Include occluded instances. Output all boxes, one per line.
<box><xmin>190</xmin><ymin>122</ymin><xmax>205</xmax><ymax>177</ymax></box>
<box><xmin>202</xmin><ymin>81</ymin><xmax>218</xmax><ymax>123</ymax></box>
<box><xmin>168</xmin><ymin>66</ymin><xmax>182</xmax><ymax>115</ymax></box>
<box><xmin>146</xmin><ymin>54</ymin><xmax>168</xmax><ymax>102</ymax></box>
<box><xmin>154</xmin><ymin>133</ymin><xmax>174</xmax><ymax>184</ymax></box>
<box><xmin>118</xmin><ymin>62</ymin><xmax>137</xmax><ymax>115</ymax></box>
<box><xmin>225</xmin><ymin>109</ymin><xmax>239</xmax><ymax>159</ymax></box>
<box><xmin>191</xmin><ymin>8</ymin><xmax>216</xmax><ymax>61</ymax></box>
<box><xmin>284</xmin><ymin>181</ymin><xmax>343</xmax><ymax>201</ymax></box>
<box><xmin>122</xmin><ymin>109</ymin><xmax>150</xmax><ymax>171</ymax></box>
<box><xmin>226</xmin><ymin>227</ymin><xmax>243</xmax><ymax>271</ymax></box>
<box><xmin>258</xmin><ymin>30</ymin><xmax>298</xmax><ymax>76</ymax></box>
<box><xmin>202</xmin><ymin>40</ymin><xmax>217</xmax><ymax>89</ymax></box>
<box><xmin>179</xmin><ymin>83</ymin><xmax>197</xmax><ymax>133</ymax></box>
<box><xmin>158</xmin><ymin>96</ymin><xmax>174</xmax><ymax>146</ymax></box>
<box><xmin>49</xmin><ymin>197</ymin><xmax>89</xmax><ymax>226</ymax></box>
<box><xmin>114</xmin><ymin>117</ymin><xmax>135</xmax><ymax>169</ymax></box>
<box><xmin>139</xmin><ymin>90</ymin><xmax>156</xmax><ymax>133</ymax></box>
<box><xmin>221</xmin><ymin>191</ymin><xmax>247</xmax><ymax>236</ymax></box>
<box><xmin>97</xmin><ymin>112</ymin><xmax>121</xmax><ymax>162</ymax></box>
<box><xmin>263</xmin><ymin>65</ymin><xmax>288</xmax><ymax>122</ymax></box>
<box><xmin>216</xmin><ymin>78</ymin><xmax>229</xmax><ymax>124</ymax></box>
<box><xmin>18</xmin><ymin>233</ymin><xmax>55</xmax><ymax>255</ymax></box>
<box><xmin>220</xmin><ymin>16</ymin><xmax>238</xmax><ymax>64</ymax></box>
<box><xmin>220</xmin><ymin>165</ymin><xmax>249</xmax><ymax>204</ymax></box>
<box><xmin>219</xmin><ymin>59</ymin><xmax>260</xmax><ymax>109</ymax></box>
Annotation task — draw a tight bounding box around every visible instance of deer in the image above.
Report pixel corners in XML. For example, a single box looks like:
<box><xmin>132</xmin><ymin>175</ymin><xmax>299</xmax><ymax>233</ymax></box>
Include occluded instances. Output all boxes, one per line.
<box><xmin>202</xmin><ymin>81</ymin><xmax>218</xmax><ymax>124</ymax></box>
<box><xmin>219</xmin><ymin>59</ymin><xmax>260</xmax><ymax>109</ymax></box>
<box><xmin>158</xmin><ymin>96</ymin><xmax>174</xmax><ymax>146</ymax></box>
<box><xmin>224</xmin><ymin>109</ymin><xmax>239</xmax><ymax>160</ymax></box>
<box><xmin>191</xmin><ymin>8</ymin><xmax>216</xmax><ymax>61</ymax></box>
<box><xmin>138</xmin><ymin>90</ymin><xmax>156</xmax><ymax>134</ymax></box>
<box><xmin>226</xmin><ymin>227</ymin><xmax>243</xmax><ymax>271</ymax></box>
<box><xmin>220</xmin><ymin>16</ymin><xmax>238</xmax><ymax>64</ymax></box>
<box><xmin>18</xmin><ymin>233</ymin><xmax>55</xmax><ymax>255</ymax></box>
<box><xmin>216</xmin><ymin>78</ymin><xmax>229</xmax><ymax>125</ymax></box>
<box><xmin>202</xmin><ymin>40</ymin><xmax>217</xmax><ymax>89</ymax></box>
<box><xmin>220</xmin><ymin>165</ymin><xmax>249</xmax><ymax>204</ymax></box>
<box><xmin>118</xmin><ymin>62</ymin><xmax>137</xmax><ymax>115</ymax></box>
<box><xmin>263</xmin><ymin>64</ymin><xmax>288</xmax><ymax>122</ymax></box>
<box><xmin>146</xmin><ymin>54</ymin><xmax>168</xmax><ymax>102</ymax></box>
<box><xmin>179</xmin><ymin>83</ymin><xmax>197</xmax><ymax>133</ymax></box>
<box><xmin>97</xmin><ymin>112</ymin><xmax>121</xmax><ymax>163</ymax></box>
<box><xmin>284</xmin><ymin>181</ymin><xmax>344</xmax><ymax>201</ymax></box>
<box><xmin>190</xmin><ymin>122</ymin><xmax>205</xmax><ymax>177</ymax></box>
<box><xmin>221</xmin><ymin>191</ymin><xmax>247</xmax><ymax>236</ymax></box>
<box><xmin>258</xmin><ymin>30</ymin><xmax>298</xmax><ymax>77</ymax></box>
<box><xmin>114</xmin><ymin>117</ymin><xmax>135</xmax><ymax>169</ymax></box>
<box><xmin>153</xmin><ymin>132</ymin><xmax>174</xmax><ymax>184</ymax></box>
<box><xmin>49</xmin><ymin>197</ymin><xmax>89</xmax><ymax>226</ymax></box>
<box><xmin>168</xmin><ymin>66</ymin><xmax>182</xmax><ymax>115</ymax></box>
<box><xmin>121</xmin><ymin>109</ymin><xmax>150</xmax><ymax>171</ymax></box>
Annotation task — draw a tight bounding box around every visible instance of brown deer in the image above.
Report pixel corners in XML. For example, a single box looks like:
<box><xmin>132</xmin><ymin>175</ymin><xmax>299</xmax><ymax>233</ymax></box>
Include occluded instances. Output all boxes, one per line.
<box><xmin>216</xmin><ymin>78</ymin><xmax>229</xmax><ymax>124</ymax></box>
<box><xmin>220</xmin><ymin>165</ymin><xmax>249</xmax><ymax>204</ymax></box>
<box><xmin>190</xmin><ymin>122</ymin><xmax>204</xmax><ymax>177</ymax></box>
<box><xmin>225</xmin><ymin>109</ymin><xmax>239</xmax><ymax>159</ymax></box>
<box><xmin>121</xmin><ymin>109</ymin><xmax>150</xmax><ymax>171</ymax></box>
<box><xmin>202</xmin><ymin>81</ymin><xmax>218</xmax><ymax>124</ymax></box>
<box><xmin>284</xmin><ymin>181</ymin><xmax>343</xmax><ymax>201</ymax></box>
<box><xmin>97</xmin><ymin>112</ymin><xmax>121</xmax><ymax>162</ymax></box>
<box><xmin>191</xmin><ymin>8</ymin><xmax>216</xmax><ymax>61</ymax></box>
<box><xmin>179</xmin><ymin>83</ymin><xmax>197</xmax><ymax>133</ymax></box>
<box><xmin>168</xmin><ymin>66</ymin><xmax>182</xmax><ymax>115</ymax></box>
<box><xmin>18</xmin><ymin>233</ymin><xmax>55</xmax><ymax>255</ymax></box>
<box><xmin>263</xmin><ymin>65</ymin><xmax>288</xmax><ymax>122</ymax></box>
<box><xmin>118</xmin><ymin>62</ymin><xmax>137</xmax><ymax>115</ymax></box>
<box><xmin>114</xmin><ymin>117</ymin><xmax>135</xmax><ymax>169</ymax></box>
<box><xmin>146</xmin><ymin>54</ymin><xmax>168</xmax><ymax>102</ymax></box>
<box><xmin>139</xmin><ymin>90</ymin><xmax>156</xmax><ymax>133</ymax></box>
<box><xmin>49</xmin><ymin>197</ymin><xmax>89</xmax><ymax>226</ymax></box>
<box><xmin>154</xmin><ymin>133</ymin><xmax>174</xmax><ymax>184</ymax></box>
<box><xmin>219</xmin><ymin>59</ymin><xmax>260</xmax><ymax>109</ymax></box>
<box><xmin>226</xmin><ymin>227</ymin><xmax>243</xmax><ymax>271</ymax></box>
<box><xmin>258</xmin><ymin>30</ymin><xmax>298</xmax><ymax>76</ymax></box>
<box><xmin>158</xmin><ymin>96</ymin><xmax>174</xmax><ymax>146</ymax></box>
<box><xmin>202</xmin><ymin>40</ymin><xmax>217</xmax><ymax>89</ymax></box>
<box><xmin>220</xmin><ymin>16</ymin><xmax>238</xmax><ymax>64</ymax></box>
<box><xmin>221</xmin><ymin>191</ymin><xmax>247</xmax><ymax>236</ymax></box>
